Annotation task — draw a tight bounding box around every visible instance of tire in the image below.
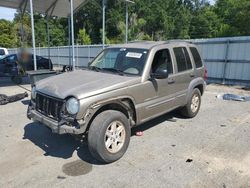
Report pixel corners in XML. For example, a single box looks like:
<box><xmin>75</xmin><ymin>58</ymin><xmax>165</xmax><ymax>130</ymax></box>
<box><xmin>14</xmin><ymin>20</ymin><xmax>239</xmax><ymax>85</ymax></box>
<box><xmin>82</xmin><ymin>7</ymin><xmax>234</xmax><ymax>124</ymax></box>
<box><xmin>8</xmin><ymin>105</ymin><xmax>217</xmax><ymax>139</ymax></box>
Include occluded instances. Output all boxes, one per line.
<box><xmin>180</xmin><ymin>88</ymin><xmax>201</xmax><ymax>118</ymax></box>
<box><xmin>88</xmin><ymin>110</ymin><xmax>131</xmax><ymax>163</ymax></box>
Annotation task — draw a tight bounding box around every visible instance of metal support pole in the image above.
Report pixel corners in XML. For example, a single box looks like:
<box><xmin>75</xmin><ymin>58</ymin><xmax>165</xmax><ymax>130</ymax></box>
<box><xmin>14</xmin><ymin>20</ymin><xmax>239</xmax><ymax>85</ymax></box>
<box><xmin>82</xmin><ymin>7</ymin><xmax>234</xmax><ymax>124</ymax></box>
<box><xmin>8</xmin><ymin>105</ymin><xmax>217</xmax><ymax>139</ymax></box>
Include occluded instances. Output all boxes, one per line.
<box><xmin>125</xmin><ymin>2</ymin><xmax>128</xmax><ymax>43</ymax></box>
<box><xmin>20</xmin><ymin>12</ymin><xmax>24</xmax><ymax>48</ymax></box>
<box><xmin>68</xmin><ymin>16</ymin><xmax>71</xmax><ymax>66</ymax></box>
<box><xmin>20</xmin><ymin>0</ymin><xmax>28</xmax><ymax>48</ymax></box>
<box><xmin>222</xmin><ymin>40</ymin><xmax>230</xmax><ymax>84</ymax></box>
<box><xmin>102</xmin><ymin>0</ymin><xmax>106</xmax><ymax>49</ymax></box>
<box><xmin>70</xmin><ymin>0</ymin><xmax>75</xmax><ymax>71</ymax></box>
<box><xmin>29</xmin><ymin>0</ymin><xmax>37</xmax><ymax>70</ymax></box>
<box><xmin>46</xmin><ymin>15</ymin><xmax>51</xmax><ymax>69</ymax></box>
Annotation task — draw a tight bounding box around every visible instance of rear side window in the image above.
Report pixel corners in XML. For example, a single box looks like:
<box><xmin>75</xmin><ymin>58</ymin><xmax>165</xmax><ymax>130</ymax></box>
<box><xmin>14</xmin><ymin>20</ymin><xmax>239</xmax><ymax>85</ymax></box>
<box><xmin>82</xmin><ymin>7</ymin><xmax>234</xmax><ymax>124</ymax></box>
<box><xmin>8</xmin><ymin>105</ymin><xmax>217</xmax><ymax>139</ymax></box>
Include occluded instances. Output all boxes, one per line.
<box><xmin>173</xmin><ymin>47</ymin><xmax>192</xmax><ymax>72</ymax></box>
<box><xmin>190</xmin><ymin>47</ymin><xmax>203</xmax><ymax>68</ymax></box>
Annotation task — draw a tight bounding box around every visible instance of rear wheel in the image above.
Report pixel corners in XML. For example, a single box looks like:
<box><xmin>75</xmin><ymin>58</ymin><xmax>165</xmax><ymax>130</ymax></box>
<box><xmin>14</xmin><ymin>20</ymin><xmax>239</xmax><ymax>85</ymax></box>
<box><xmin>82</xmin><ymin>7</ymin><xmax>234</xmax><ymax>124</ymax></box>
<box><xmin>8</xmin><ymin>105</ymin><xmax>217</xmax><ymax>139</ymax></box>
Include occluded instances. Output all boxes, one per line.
<box><xmin>180</xmin><ymin>88</ymin><xmax>201</xmax><ymax>118</ymax></box>
<box><xmin>88</xmin><ymin>110</ymin><xmax>130</xmax><ymax>163</ymax></box>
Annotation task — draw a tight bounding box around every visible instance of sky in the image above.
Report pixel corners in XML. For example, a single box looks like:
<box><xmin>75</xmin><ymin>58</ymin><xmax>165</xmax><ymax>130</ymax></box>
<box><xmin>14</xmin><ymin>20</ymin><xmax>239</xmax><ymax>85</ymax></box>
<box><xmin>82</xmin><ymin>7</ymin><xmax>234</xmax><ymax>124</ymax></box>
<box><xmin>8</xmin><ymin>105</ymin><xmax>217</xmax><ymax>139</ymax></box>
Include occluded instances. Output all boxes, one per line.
<box><xmin>0</xmin><ymin>0</ymin><xmax>216</xmax><ymax>21</ymax></box>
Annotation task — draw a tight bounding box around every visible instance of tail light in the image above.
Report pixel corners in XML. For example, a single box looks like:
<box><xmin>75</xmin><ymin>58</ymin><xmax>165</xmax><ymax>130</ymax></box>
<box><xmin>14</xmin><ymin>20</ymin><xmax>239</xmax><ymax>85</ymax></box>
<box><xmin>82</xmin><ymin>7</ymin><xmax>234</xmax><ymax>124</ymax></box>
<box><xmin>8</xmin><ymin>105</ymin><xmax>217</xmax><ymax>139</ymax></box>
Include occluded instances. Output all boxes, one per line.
<box><xmin>204</xmin><ymin>65</ymin><xmax>208</xmax><ymax>81</ymax></box>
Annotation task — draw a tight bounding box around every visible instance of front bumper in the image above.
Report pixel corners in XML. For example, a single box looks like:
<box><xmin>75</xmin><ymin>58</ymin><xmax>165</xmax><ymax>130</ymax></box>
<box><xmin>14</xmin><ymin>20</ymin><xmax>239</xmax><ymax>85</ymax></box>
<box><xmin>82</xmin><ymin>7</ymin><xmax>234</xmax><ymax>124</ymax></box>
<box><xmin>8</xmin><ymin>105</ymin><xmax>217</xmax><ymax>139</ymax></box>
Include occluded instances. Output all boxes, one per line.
<box><xmin>27</xmin><ymin>105</ymin><xmax>85</xmax><ymax>135</ymax></box>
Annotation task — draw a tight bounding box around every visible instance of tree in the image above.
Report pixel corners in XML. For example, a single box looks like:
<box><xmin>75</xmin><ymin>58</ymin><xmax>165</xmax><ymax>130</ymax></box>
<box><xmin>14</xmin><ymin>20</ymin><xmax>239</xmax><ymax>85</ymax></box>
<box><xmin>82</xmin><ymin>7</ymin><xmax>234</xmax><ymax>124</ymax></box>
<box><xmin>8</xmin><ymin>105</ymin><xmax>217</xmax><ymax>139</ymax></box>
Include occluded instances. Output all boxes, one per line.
<box><xmin>215</xmin><ymin>0</ymin><xmax>250</xmax><ymax>36</ymax></box>
<box><xmin>0</xmin><ymin>19</ymin><xmax>17</xmax><ymax>48</ymax></box>
<box><xmin>77</xmin><ymin>28</ymin><xmax>91</xmax><ymax>45</ymax></box>
<box><xmin>129</xmin><ymin>13</ymin><xmax>151</xmax><ymax>41</ymax></box>
<box><xmin>0</xmin><ymin>0</ymin><xmax>250</xmax><ymax>48</ymax></box>
<box><xmin>190</xmin><ymin>6</ymin><xmax>221</xmax><ymax>38</ymax></box>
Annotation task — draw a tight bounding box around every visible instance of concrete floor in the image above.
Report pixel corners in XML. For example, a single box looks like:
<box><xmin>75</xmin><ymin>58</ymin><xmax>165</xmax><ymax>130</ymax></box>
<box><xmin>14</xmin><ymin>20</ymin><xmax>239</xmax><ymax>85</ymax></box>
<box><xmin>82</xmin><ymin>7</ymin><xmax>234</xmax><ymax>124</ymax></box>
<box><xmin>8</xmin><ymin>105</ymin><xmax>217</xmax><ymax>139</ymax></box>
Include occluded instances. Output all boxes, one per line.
<box><xmin>0</xmin><ymin>78</ymin><xmax>250</xmax><ymax>188</ymax></box>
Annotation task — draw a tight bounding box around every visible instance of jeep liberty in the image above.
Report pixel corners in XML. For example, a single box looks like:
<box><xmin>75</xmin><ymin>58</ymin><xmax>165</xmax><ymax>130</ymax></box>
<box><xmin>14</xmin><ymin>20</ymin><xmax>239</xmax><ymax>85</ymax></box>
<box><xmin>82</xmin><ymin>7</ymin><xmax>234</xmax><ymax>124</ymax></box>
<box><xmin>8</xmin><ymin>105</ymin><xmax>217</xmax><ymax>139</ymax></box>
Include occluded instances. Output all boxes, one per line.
<box><xmin>27</xmin><ymin>41</ymin><xmax>206</xmax><ymax>163</ymax></box>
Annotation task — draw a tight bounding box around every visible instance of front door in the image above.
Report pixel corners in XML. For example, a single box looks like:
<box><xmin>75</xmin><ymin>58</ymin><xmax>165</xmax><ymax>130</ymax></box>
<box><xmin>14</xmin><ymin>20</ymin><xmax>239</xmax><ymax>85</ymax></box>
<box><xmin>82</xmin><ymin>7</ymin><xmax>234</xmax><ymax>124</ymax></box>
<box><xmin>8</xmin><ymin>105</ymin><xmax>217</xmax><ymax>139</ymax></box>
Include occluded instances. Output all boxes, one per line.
<box><xmin>140</xmin><ymin>48</ymin><xmax>177</xmax><ymax>122</ymax></box>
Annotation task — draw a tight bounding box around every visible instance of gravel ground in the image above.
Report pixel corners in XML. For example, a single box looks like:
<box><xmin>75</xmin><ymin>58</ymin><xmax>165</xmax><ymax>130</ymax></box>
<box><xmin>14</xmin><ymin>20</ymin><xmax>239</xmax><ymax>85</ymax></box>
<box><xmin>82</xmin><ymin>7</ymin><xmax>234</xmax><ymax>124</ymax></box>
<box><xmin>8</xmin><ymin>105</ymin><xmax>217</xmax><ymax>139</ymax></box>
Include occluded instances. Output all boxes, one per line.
<box><xmin>0</xmin><ymin>78</ymin><xmax>250</xmax><ymax>188</ymax></box>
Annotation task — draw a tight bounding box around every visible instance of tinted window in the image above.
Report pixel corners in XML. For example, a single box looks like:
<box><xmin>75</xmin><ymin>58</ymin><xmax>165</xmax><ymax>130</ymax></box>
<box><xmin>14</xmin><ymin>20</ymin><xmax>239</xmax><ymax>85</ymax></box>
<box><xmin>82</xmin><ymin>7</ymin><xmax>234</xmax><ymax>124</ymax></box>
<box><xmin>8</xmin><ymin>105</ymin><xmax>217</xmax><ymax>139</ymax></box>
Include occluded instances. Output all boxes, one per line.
<box><xmin>190</xmin><ymin>47</ymin><xmax>203</xmax><ymax>68</ymax></box>
<box><xmin>6</xmin><ymin>55</ymin><xmax>16</xmax><ymax>62</ymax></box>
<box><xmin>174</xmin><ymin>47</ymin><xmax>192</xmax><ymax>72</ymax></box>
<box><xmin>0</xmin><ymin>49</ymin><xmax>5</xmax><ymax>55</ymax></box>
<box><xmin>183</xmin><ymin>48</ymin><xmax>192</xmax><ymax>69</ymax></box>
<box><xmin>152</xmin><ymin>49</ymin><xmax>173</xmax><ymax>74</ymax></box>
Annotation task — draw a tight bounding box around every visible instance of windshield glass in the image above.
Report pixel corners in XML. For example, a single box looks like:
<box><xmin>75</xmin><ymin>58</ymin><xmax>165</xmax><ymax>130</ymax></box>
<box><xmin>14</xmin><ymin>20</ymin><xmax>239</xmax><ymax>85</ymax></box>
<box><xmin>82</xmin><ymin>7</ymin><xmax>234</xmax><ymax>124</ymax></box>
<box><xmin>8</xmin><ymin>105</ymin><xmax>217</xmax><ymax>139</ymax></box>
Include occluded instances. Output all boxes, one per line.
<box><xmin>89</xmin><ymin>48</ymin><xmax>148</xmax><ymax>76</ymax></box>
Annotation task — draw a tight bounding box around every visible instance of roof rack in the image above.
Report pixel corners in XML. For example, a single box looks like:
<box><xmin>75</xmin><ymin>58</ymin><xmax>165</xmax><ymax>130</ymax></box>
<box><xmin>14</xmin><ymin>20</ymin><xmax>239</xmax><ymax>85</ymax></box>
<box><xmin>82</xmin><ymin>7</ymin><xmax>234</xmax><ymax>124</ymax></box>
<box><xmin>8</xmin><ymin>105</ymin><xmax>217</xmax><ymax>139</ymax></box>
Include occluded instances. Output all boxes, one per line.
<box><xmin>128</xmin><ymin>40</ymin><xmax>155</xmax><ymax>43</ymax></box>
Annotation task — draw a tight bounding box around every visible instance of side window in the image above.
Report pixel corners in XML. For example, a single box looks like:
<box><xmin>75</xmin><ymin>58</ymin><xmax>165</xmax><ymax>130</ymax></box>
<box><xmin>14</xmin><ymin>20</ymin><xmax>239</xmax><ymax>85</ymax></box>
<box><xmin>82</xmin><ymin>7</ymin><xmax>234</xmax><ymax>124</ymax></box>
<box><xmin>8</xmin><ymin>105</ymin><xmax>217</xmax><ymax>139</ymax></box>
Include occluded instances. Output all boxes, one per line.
<box><xmin>183</xmin><ymin>48</ymin><xmax>192</xmax><ymax>69</ymax></box>
<box><xmin>7</xmin><ymin>55</ymin><xmax>16</xmax><ymax>62</ymax></box>
<box><xmin>36</xmin><ymin>56</ymin><xmax>42</xmax><ymax>61</ymax></box>
<box><xmin>0</xmin><ymin>49</ymin><xmax>5</xmax><ymax>56</ymax></box>
<box><xmin>173</xmin><ymin>47</ymin><xmax>192</xmax><ymax>72</ymax></box>
<box><xmin>151</xmin><ymin>49</ymin><xmax>173</xmax><ymax>74</ymax></box>
<box><xmin>190</xmin><ymin>47</ymin><xmax>203</xmax><ymax>68</ymax></box>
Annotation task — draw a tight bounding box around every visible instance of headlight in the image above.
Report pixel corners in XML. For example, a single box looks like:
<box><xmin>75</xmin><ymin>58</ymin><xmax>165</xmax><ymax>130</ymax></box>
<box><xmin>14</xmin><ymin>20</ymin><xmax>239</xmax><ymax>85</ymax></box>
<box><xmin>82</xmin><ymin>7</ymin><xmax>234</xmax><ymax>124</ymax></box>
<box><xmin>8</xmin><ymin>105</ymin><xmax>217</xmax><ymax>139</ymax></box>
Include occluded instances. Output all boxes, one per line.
<box><xmin>31</xmin><ymin>87</ymin><xmax>36</xmax><ymax>99</ymax></box>
<box><xmin>66</xmin><ymin>97</ymin><xmax>79</xmax><ymax>115</ymax></box>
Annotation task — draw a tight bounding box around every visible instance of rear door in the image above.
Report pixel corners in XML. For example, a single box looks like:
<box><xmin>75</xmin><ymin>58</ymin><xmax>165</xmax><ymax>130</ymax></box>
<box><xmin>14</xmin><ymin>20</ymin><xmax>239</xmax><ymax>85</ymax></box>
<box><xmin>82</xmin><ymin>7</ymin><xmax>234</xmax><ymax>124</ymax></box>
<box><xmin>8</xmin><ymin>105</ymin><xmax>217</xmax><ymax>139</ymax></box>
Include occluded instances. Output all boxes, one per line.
<box><xmin>171</xmin><ymin>47</ymin><xmax>194</xmax><ymax>106</ymax></box>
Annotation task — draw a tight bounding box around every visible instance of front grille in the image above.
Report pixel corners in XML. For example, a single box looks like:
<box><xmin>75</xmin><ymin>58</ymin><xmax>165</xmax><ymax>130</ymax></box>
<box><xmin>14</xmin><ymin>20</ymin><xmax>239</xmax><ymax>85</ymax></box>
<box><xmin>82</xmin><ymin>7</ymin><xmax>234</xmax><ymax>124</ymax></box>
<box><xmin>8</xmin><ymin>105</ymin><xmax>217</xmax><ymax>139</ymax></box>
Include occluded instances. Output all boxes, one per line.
<box><xmin>36</xmin><ymin>93</ymin><xmax>64</xmax><ymax>120</ymax></box>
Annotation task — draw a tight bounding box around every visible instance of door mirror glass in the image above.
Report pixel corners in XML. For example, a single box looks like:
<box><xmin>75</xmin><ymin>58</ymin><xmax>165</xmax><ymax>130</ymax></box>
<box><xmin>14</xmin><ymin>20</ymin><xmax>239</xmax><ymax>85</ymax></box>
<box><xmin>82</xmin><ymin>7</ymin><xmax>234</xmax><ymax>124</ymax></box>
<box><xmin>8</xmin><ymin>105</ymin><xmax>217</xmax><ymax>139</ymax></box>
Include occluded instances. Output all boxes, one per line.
<box><xmin>151</xmin><ymin>69</ymin><xmax>168</xmax><ymax>79</ymax></box>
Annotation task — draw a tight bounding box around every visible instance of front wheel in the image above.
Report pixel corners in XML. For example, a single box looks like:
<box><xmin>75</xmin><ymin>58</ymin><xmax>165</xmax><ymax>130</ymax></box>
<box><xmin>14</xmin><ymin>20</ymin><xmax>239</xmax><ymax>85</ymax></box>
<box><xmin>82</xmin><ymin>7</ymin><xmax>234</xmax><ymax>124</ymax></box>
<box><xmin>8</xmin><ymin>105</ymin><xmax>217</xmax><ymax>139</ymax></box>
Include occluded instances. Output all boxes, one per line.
<box><xmin>180</xmin><ymin>88</ymin><xmax>201</xmax><ymax>118</ymax></box>
<box><xmin>88</xmin><ymin>110</ymin><xmax>131</xmax><ymax>163</ymax></box>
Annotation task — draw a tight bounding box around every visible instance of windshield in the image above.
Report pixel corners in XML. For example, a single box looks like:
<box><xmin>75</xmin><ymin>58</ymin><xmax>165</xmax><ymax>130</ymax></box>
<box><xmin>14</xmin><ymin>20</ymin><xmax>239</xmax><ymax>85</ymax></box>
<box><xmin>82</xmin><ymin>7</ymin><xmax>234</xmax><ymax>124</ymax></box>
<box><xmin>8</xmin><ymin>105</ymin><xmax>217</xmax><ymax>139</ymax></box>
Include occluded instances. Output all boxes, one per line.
<box><xmin>89</xmin><ymin>48</ymin><xmax>148</xmax><ymax>76</ymax></box>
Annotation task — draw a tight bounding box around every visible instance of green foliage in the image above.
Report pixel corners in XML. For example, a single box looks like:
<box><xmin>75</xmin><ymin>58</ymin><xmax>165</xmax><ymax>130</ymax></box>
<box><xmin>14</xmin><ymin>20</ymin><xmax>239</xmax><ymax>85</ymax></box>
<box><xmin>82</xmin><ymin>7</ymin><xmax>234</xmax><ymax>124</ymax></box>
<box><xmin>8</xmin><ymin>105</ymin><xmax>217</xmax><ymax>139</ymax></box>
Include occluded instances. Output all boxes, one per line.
<box><xmin>215</xmin><ymin>0</ymin><xmax>250</xmax><ymax>36</ymax></box>
<box><xmin>77</xmin><ymin>28</ymin><xmax>91</xmax><ymax>45</ymax></box>
<box><xmin>0</xmin><ymin>0</ymin><xmax>249</xmax><ymax>48</ymax></box>
<box><xmin>0</xmin><ymin>19</ymin><xmax>17</xmax><ymax>48</ymax></box>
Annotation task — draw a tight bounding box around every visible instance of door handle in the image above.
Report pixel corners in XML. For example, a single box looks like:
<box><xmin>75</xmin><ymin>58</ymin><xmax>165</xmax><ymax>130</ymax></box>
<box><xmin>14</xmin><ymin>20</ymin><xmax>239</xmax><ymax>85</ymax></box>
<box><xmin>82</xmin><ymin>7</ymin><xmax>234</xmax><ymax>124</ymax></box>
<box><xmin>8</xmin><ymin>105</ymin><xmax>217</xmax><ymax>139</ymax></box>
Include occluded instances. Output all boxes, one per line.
<box><xmin>168</xmin><ymin>78</ymin><xmax>175</xmax><ymax>84</ymax></box>
<box><xmin>190</xmin><ymin>73</ymin><xmax>195</xmax><ymax>78</ymax></box>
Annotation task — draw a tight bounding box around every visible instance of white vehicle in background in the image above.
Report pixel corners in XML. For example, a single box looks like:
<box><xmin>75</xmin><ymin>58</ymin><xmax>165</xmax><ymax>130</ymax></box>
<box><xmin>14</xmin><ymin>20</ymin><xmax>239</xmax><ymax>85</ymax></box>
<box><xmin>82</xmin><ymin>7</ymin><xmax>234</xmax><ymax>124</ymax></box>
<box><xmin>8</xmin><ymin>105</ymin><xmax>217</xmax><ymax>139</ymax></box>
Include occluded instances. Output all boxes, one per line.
<box><xmin>0</xmin><ymin>48</ymin><xmax>9</xmax><ymax>58</ymax></box>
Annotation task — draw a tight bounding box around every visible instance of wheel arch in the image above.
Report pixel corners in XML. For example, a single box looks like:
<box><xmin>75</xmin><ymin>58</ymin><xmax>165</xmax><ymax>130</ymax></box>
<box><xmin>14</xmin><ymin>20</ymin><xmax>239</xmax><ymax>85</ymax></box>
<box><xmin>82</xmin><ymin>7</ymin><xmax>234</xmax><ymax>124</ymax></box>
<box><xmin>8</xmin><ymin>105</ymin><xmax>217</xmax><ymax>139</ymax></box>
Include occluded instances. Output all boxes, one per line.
<box><xmin>186</xmin><ymin>78</ymin><xmax>205</xmax><ymax>104</ymax></box>
<box><xmin>84</xmin><ymin>97</ymin><xmax>137</xmax><ymax>133</ymax></box>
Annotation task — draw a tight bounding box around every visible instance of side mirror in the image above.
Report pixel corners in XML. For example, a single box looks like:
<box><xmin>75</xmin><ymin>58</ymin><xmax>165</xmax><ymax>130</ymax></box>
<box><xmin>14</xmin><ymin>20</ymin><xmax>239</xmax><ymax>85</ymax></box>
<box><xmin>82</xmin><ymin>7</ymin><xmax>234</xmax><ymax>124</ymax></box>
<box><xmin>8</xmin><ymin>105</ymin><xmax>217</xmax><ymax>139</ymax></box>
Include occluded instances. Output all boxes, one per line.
<box><xmin>151</xmin><ymin>69</ymin><xmax>168</xmax><ymax>79</ymax></box>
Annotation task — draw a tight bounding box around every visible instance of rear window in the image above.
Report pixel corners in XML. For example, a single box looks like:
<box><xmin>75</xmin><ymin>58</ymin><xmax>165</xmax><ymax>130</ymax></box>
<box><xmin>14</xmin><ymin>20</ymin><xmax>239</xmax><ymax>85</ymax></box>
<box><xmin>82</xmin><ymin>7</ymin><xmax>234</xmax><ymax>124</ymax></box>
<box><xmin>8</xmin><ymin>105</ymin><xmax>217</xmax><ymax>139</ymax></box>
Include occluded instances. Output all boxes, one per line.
<box><xmin>173</xmin><ymin>47</ymin><xmax>193</xmax><ymax>72</ymax></box>
<box><xmin>0</xmin><ymin>49</ymin><xmax>5</xmax><ymax>56</ymax></box>
<box><xmin>190</xmin><ymin>47</ymin><xmax>203</xmax><ymax>68</ymax></box>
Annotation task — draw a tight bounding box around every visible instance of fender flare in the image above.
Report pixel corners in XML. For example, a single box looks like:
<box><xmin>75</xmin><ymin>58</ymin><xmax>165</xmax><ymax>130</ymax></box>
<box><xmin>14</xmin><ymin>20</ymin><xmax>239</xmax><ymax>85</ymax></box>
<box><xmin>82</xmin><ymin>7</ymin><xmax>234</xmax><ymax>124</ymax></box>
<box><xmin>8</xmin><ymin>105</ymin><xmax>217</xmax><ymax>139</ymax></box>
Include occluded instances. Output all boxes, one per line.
<box><xmin>80</xmin><ymin>96</ymin><xmax>137</xmax><ymax>133</ymax></box>
<box><xmin>185</xmin><ymin>78</ymin><xmax>205</xmax><ymax>104</ymax></box>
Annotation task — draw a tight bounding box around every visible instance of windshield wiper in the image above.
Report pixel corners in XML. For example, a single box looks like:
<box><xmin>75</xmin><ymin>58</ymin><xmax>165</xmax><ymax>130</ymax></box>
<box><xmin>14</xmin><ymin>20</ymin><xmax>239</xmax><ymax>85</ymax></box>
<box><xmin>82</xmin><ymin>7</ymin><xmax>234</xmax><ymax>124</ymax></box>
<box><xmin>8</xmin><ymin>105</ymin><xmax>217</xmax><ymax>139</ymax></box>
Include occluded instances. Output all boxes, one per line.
<box><xmin>102</xmin><ymin>68</ymin><xmax>124</xmax><ymax>76</ymax></box>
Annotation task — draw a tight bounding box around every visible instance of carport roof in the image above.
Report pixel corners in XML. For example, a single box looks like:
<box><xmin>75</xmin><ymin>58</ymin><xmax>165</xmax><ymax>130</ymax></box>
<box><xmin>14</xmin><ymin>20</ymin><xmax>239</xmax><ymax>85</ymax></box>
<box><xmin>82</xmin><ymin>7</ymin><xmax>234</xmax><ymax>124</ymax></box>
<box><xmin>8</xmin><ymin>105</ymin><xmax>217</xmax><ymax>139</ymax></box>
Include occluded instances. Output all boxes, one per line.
<box><xmin>0</xmin><ymin>0</ymin><xmax>88</xmax><ymax>17</ymax></box>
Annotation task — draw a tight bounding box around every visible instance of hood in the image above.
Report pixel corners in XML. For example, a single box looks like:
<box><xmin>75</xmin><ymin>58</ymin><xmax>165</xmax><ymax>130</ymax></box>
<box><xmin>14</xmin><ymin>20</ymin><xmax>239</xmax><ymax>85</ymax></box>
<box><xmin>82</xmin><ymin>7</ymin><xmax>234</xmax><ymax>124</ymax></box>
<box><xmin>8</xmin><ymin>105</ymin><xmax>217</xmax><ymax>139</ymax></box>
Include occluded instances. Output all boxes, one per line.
<box><xmin>36</xmin><ymin>70</ymin><xmax>140</xmax><ymax>99</ymax></box>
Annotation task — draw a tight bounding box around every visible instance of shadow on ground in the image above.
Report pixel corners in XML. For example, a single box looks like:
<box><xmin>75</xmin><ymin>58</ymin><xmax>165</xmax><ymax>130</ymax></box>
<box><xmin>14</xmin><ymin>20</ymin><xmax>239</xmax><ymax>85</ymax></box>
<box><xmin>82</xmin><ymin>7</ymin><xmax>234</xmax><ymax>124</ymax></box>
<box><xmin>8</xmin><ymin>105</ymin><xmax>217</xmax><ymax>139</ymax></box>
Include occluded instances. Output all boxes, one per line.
<box><xmin>21</xmin><ymin>99</ymin><xmax>30</xmax><ymax>105</ymax></box>
<box><xmin>23</xmin><ymin>111</ymin><xmax>185</xmax><ymax>165</ymax></box>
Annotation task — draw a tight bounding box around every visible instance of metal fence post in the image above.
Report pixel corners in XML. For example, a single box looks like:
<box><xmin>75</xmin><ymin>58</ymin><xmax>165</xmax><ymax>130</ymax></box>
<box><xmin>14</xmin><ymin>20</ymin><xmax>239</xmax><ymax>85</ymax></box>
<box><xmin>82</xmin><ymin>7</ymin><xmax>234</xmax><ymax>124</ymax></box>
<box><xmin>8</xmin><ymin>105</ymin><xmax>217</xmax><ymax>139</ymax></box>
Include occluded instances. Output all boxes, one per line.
<box><xmin>88</xmin><ymin>45</ymin><xmax>90</xmax><ymax>64</ymax></box>
<box><xmin>57</xmin><ymin>46</ymin><xmax>59</xmax><ymax>65</ymax></box>
<box><xmin>222</xmin><ymin>40</ymin><xmax>230</xmax><ymax>84</ymax></box>
<box><xmin>76</xmin><ymin>43</ymin><xmax>79</xmax><ymax>68</ymax></box>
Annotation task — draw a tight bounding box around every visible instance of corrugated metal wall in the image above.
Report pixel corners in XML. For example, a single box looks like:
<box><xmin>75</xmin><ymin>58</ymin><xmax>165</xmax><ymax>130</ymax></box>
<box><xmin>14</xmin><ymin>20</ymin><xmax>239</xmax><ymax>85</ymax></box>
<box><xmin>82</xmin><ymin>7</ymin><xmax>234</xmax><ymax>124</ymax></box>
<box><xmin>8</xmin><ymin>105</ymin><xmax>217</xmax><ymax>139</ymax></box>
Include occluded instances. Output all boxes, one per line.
<box><xmin>193</xmin><ymin>36</ymin><xmax>250</xmax><ymax>86</ymax></box>
<box><xmin>8</xmin><ymin>36</ymin><xmax>250</xmax><ymax>86</ymax></box>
